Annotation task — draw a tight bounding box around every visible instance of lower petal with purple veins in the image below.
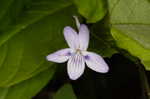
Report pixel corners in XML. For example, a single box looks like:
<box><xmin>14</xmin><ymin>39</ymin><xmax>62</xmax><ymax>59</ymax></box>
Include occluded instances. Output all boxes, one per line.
<box><xmin>67</xmin><ymin>53</ymin><xmax>85</xmax><ymax>80</ymax></box>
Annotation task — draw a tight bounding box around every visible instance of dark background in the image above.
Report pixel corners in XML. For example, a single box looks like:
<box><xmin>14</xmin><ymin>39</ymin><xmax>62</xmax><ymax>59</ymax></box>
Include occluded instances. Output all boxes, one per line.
<box><xmin>33</xmin><ymin>53</ymin><xmax>150</xmax><ymax>99</ymax></box>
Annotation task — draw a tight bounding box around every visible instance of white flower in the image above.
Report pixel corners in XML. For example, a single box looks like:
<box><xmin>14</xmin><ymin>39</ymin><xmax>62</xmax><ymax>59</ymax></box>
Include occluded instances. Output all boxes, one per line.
<box><xmin>46</xmin><ymin>16</ymin><xmax>109</xmax><ymax>80</ymax></box>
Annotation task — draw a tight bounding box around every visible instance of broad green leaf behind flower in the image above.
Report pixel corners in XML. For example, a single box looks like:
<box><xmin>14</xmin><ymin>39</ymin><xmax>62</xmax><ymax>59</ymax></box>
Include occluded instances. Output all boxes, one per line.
<box><xmin>0</xmin><ymin>0</ymin><xmax>75</xmax><ymax>87</ymax></box>
<box><xmin>0</xmin><ymin>67</ymin><xmax>54</xmax><ymax>99</ymax></box>
<box><xmin>108</xmin><ymin>0</ymin><xmax>150</xmax><ymax>70</ymax></box>
<box><xmin>72</xmin><ymin>0</ymin><xmax>107</xmax><ymax>23</ymax></box>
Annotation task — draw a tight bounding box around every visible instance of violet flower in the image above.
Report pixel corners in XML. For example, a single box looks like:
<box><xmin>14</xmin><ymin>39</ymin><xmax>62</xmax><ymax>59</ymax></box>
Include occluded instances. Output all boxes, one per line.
<box><xmin>46</xmin><ymin>16</ymin><xmax>109</xmax><ymax>80</ymax></box>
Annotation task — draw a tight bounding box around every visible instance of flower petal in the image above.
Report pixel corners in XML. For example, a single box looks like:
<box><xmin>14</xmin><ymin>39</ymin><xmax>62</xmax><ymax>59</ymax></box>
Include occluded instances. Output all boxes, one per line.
<box><xmin>79</xmin><ymin>24</ymin><xmax>89</xmax><ymax>50</ymax></box>
<box><xmin>82</xmin><ymin>51</ymin><xmax>109</xmax><ymax>73</ymax></box>
<box><xmin>67</xmin><ymin>53</ymin><xmax>85</xmax><ymax>80</ymax></box>
<box><xmin>46</xmin><ymin>48</ymin><xmax>73</xmax><ymax>63</ymax></box>
<box><xmin>64</xmin><ymin>26</ymin><xmax>79</xmax><ymax>49</ymax></box>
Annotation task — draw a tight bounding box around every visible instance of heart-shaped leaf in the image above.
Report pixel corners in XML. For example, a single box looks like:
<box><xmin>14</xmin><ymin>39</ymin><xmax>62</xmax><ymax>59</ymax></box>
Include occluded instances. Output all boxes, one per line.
<box><xmin>108</xmin><ymin>0</ymin><xmax>150</xmax><ymax>70</ymax></box>
<box><xmin>72</xmin><ymin>0</ymin><xmax>107</xmax><ymax>23</ymax></box>
<box><xmin>0</xmin><ymin>0</ymin><xmax>76</xmax><ymax>87</ymax></box>
<box><xmin>0</xmin><ymin>67</ymin><xmax>54</xmax><ymax>99</ymax></box>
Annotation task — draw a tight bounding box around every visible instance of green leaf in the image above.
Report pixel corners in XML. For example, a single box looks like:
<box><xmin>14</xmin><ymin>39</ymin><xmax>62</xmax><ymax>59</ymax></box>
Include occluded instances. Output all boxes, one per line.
<box><xmin>0</xmin><ymin>0</ymin><xmax>76</xmax><ymax>87</ymax></box>
<box><xmin>53</xmin><ymin>84</ymin><xmax>77</xmax><ymax>99</ymax></box>
<box><xmin>111</xmin><ymin>28</ymin><xmax>150</xmax><ymax>70</ymax></box>
<box><xmin>0</xmin><ymin>0</ymin><xmax>31</xmax><ymax>30</ymax></box>
<box><xmin>108</xmin><ymin>0</ymin><xmax>150</xmax><ymax>69</ymax></box>
<box><xmin>72</xmin><ymin>0</ymin><xmax>107</xmax><ymax>23</ymax></box>
<box><xmin>0</xmin><ymin>0</ymin><xmax>14</xmax><ymax>30</ymax></box>
<box><xmin>108</xmin><ymin>0</ymin><xmax>150</xmax><ymax>25</ymax></box>
<box><xmin>0</xmin><ymin>67</ymin><xmax>55</xmax><ymax>99</ymax></box>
